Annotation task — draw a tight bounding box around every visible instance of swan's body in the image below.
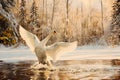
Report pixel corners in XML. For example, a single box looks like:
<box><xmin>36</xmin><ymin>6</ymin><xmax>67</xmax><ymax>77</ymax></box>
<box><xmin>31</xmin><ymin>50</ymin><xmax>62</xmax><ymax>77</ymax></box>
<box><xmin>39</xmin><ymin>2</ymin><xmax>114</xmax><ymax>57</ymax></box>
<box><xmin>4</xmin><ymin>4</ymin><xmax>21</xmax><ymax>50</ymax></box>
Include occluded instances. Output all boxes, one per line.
<box><xmin>19</xmin><ymin>25</ymin><xmax>77</xmax><ymax>66</ymax></box>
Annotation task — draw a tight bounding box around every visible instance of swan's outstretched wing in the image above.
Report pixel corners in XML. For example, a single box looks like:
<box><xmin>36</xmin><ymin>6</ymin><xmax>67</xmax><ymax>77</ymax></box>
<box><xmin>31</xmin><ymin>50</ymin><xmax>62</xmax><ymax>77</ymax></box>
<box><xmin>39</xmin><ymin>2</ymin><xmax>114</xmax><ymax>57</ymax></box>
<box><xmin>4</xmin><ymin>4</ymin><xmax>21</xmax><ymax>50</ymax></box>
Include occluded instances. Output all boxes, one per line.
<box><xmin>46</xmin><ymin>41</ymin><xmax>77</xmax><ymax>61</ymax></box>
<box><xmin>19</xmin><ymin>25</ymin><xmax>40</xmax><ymax>52</ymax></box>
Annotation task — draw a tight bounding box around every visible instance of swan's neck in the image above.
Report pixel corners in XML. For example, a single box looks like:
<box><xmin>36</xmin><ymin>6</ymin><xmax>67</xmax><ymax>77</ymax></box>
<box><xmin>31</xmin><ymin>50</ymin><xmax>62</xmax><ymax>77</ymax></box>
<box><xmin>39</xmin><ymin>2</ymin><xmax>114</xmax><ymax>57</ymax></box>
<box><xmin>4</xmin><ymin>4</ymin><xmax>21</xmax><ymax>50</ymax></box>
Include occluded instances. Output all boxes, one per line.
<box><xmin>41</xmin><ymin>32</ymin><xmax>53</xmax><ymax>46</ymax></box>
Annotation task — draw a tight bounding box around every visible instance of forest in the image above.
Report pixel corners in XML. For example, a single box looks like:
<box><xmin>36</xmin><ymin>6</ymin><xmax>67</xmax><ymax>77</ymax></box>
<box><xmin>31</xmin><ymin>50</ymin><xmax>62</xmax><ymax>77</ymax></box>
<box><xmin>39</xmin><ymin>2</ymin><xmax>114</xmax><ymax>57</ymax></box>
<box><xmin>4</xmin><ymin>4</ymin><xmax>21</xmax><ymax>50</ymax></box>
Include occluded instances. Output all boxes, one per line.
<box><xmin>0</xmin><ymin>0</ymin><xmax>119</xmax><ymax>47</ymax></box>
<box><xmin>0</xmin><ymin>1</ymin><xmax>120</xmax><ymax>79</ymax></box>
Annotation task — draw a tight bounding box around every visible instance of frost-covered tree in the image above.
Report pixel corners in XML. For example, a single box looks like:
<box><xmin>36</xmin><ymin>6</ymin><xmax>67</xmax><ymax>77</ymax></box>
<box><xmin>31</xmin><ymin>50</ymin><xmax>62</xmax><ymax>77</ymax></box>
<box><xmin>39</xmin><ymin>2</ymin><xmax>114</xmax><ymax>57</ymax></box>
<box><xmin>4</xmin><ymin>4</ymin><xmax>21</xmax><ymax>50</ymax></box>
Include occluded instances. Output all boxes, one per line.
<box><xmin>0</xmin><ymin>0</ymin><xmax>15</xmax><ymax>12</ymax></box>
<box><xmin>112</xmin><ymin>0</ymin><xmax>120</xmax><ymax>26</ymax></box>
<box><xmin>0</xmin><ymin>0</ymin><xmax>18</xmax><ymax>46</ymax></box>
<box><xmin>29</xmin><ymin>0</ymin><xmax>43</xmax><ymax>40</ymax></box>
<box><xmin>0</xmin><ymin>0</ymin><xmax>17</xmax><ymax>32</ymax></box>
<box><xmin>19</xmin><ymin>0</ymin><xmax>27</xmax><ymax>28</ymax></box>
<box><xmin>30</xmin><ymin>0</ymin><xmax>40</xmax><ymax>28</ymax></box>
<box><xmin>109</xmin><ymin>0</ymin><xmax>120</xmax><ymax>46</ymax></box>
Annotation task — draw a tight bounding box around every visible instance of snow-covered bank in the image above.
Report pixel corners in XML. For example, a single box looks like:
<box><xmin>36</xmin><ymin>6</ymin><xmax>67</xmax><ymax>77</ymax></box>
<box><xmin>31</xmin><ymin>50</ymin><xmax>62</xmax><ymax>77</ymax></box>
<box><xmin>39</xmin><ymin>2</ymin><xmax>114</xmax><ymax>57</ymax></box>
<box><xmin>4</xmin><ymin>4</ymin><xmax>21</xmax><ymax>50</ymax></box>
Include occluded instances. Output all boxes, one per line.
<box><xmin>0</xmin><ymin>45</ymin><xmax>120</xmax><ymax>62</ymax></box>
<box><xmin>61</xmin><ymin>45</ymin><xmax>120</xmax><ymax>60</ymax></box>
<box><xmin>0</xmin><ymin>46</ymin><xmax>37</xmax><ymax>62</ymax></box>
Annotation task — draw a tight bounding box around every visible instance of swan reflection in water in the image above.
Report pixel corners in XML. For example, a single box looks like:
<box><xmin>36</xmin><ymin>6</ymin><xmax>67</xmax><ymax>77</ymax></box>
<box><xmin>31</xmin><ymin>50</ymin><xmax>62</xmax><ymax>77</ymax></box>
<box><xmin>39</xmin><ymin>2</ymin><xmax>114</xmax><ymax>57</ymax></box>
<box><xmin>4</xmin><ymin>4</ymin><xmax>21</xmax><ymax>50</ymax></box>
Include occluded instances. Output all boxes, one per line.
<box><xmin>30</xmin><ymin>60</ymin><xmax>120</xmax><ymax>80</ymax></box>
<box><xmin>30</xmin><ymin>69</ymin><xmax>70</xmax><ymax>80</ymax></box>
<box><xmin>30</xmin><ymin>70</ymin><xmax>50</xmax><ymax>80</ymax></box>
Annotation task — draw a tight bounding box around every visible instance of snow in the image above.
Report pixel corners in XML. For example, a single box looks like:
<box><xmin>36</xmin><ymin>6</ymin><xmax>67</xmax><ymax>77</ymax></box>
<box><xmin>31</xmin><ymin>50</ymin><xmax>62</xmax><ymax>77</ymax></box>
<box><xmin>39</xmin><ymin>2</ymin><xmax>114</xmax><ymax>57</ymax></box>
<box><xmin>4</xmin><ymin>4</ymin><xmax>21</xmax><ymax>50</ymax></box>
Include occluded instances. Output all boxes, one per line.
<box><xmin>0</xmin><ymin>46</ymin><xmax>37</xmax><ymax>62</ymax></box>
<box><xmin>0</xmin><ymin>45</ymin><xmax>120</xmax><ymax>62</ymax></box>
<box><xmin>61</xmin><ymin>45</ymin><xmax>120</xmax><ymax>60</ymax></box>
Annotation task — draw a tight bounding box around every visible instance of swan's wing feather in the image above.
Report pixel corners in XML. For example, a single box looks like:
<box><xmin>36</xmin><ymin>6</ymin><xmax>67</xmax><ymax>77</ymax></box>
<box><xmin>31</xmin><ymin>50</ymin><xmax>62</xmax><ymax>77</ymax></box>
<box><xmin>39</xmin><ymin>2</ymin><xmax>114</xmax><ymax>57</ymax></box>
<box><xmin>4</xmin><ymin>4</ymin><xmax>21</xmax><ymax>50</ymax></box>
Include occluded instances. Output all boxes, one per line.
<box><xmin>19</xmin><ymin>25</ymin><xmax>40</xmax><ymax>52</ymax></box>
<box><xmin>46</xmin><ymin>41</ymin><xmax>77</xmax><ymax>61</ymax></box>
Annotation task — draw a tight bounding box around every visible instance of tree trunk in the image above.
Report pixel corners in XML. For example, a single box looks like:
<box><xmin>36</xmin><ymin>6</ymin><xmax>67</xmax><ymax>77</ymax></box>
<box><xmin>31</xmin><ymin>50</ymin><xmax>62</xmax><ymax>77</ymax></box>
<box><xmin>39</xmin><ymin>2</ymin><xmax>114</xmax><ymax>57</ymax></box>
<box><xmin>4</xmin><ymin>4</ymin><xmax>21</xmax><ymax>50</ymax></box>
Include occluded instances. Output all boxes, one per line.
<box><xmin>42</xmin><ymin>0</ymin><xmax>45</xmax><ymax>22</ymax></box>
<box><xmin>51</xmin><ymin>0</ymin><xmax>55</xmax><ymax>28</ymax></box>
<box><xmin>100</xmin><ymin>0</ymin><xmax>104</xmax><ymax>35</ymax></box>
<box><xmin>45</xmin><ymin>0</ymin><xmax>48</xmax><ymax>25</ymax></box>
<box><xmin>66</xmin><ymin>0</ymin><xmax>69</xmax><ymax>26</ymax></box>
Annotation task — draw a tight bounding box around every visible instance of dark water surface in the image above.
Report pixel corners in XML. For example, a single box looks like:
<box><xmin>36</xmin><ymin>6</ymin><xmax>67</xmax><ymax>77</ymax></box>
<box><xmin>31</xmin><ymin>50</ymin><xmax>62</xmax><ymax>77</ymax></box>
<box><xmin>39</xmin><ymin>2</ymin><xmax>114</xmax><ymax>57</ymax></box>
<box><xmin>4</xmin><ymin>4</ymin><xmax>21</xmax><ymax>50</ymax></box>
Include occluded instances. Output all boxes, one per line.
<box><xmin>0</xmin><ymin>59</ymin><xmax>120</xmax><ymax>80</ymax></box>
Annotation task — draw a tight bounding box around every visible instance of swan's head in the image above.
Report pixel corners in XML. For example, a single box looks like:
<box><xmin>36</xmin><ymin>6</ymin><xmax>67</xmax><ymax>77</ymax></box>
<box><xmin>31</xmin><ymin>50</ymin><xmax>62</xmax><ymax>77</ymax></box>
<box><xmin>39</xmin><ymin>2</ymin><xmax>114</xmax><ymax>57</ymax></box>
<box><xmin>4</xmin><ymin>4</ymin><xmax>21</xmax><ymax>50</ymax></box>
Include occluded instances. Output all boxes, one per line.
<box><xmin>53</xmin><ymin>31</ymin><xmax>56</xmax><ymax>34</ymax></box>
<box><xmin>51</xmin><ymin>30</ymin><xmax>57</xmax><ymax>36</ymax></box>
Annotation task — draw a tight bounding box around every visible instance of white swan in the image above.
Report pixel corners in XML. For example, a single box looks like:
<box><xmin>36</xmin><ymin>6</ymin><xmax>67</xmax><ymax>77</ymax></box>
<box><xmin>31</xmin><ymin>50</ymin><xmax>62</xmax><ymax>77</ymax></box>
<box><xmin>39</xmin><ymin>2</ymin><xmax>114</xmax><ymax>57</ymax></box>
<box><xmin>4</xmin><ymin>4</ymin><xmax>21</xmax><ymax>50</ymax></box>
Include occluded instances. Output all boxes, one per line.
<box><xmin>19</xmin><ymin>25</ymin><xmax>77</xmax><ymax>66</ymax></box>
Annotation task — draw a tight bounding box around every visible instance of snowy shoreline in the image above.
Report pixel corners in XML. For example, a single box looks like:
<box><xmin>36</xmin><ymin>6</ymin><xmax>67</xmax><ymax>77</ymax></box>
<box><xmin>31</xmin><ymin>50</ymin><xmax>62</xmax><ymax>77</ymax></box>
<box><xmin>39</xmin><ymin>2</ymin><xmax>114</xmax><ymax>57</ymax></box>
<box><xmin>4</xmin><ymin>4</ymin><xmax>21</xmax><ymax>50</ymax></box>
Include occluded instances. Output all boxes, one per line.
<box><xmin>0</xmin><ymin>45</ymin><xmax>120</xmax><ymax>62</ymax></box>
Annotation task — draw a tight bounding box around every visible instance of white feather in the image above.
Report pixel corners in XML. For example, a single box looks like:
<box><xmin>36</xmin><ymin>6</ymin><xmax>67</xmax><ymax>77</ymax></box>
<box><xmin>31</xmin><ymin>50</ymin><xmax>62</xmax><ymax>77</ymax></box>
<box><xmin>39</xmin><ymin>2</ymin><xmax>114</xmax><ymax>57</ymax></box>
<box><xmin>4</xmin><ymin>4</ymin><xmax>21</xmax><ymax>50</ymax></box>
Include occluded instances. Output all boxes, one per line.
<box><xmin>19</xmin><ymin>25</ymin><xmax>40</xmax><ymax>52</ymax></box>
<box><xmin>46</xmin><ymin>41</ymin><xmax>77</xmax><ymax>61</ymax></box>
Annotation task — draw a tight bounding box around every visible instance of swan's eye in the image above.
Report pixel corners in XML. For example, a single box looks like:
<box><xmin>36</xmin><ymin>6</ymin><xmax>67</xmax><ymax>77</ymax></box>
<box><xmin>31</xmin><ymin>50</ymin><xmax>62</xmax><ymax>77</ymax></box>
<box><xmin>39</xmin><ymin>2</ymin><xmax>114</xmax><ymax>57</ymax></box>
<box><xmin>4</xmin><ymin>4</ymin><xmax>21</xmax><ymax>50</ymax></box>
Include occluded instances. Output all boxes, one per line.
<box><xmin>54</xmin><ymin>31</ymin><xmax>56</xmax><ymax>33</ymax></box>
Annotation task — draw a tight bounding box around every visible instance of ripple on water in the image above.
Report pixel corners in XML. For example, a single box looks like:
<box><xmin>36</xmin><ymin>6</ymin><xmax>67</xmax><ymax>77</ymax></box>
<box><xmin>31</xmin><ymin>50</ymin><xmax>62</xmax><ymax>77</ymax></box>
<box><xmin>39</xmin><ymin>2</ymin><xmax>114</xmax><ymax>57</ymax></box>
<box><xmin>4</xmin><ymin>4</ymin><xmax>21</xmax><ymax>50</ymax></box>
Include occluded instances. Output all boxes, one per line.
<box><xmin>0</xmin><ymin>59</ymin><xmax>120</xmax><ymax>80</ymax></box>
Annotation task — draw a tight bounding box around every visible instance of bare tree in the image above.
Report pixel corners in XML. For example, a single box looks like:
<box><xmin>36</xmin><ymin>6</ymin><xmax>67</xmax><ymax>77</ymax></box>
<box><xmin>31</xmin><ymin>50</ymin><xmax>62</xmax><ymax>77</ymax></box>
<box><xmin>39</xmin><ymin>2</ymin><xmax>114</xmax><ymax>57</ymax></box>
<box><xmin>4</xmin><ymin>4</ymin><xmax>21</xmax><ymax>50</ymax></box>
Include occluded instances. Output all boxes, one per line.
<box><xmin>63</xmin><ymin>0</ymin><xmax>70</xmax><ymax>42</ymax></box>
<box><xmin>66</xmin><ymin>0</ymin><xmax>69</xmax><ymax>26</ymax></box>
<box><xmin>51</xmin><ymin>0</ymin><xmax>55</xmax><ymax>28</ymax></box>
<box><xmin>64</xmin><ymin>0</ymin><xmax>74</xmax><ymax>42</ymax></box>
<box><xmin>100</xmin><ymin>0</ymin><xmax>104</xmax><ymax>35</ymax></box>
<box><xmin>42</xmin><ymin>0</ymin><xmax>45</xmax><ymax>22</ymax></box>
<box><xmin>45</xmin><ymin>0</ymin><xmax>48</xmax><ymax>25</ymax></box>
<box><xmin>80</xmin><ymin>3</ymin><xmax>84</xmax><ymax>45</ymax></box>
